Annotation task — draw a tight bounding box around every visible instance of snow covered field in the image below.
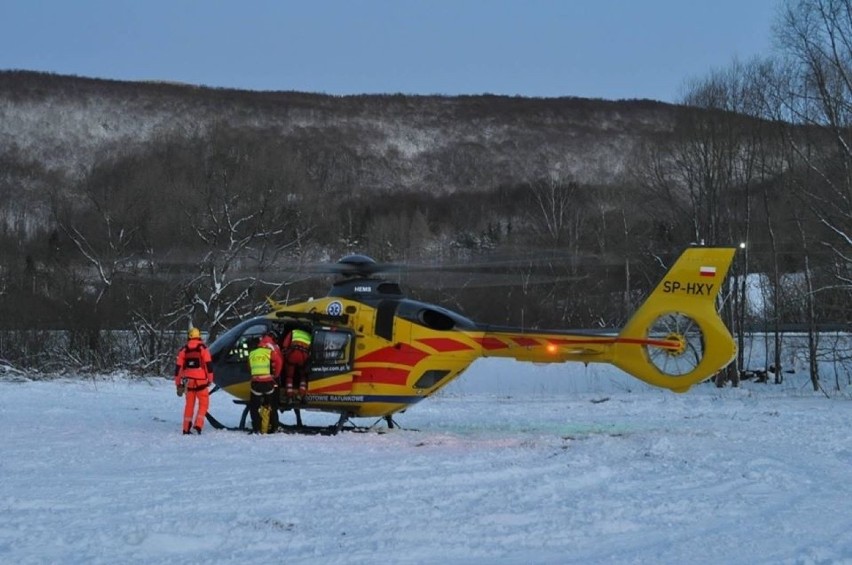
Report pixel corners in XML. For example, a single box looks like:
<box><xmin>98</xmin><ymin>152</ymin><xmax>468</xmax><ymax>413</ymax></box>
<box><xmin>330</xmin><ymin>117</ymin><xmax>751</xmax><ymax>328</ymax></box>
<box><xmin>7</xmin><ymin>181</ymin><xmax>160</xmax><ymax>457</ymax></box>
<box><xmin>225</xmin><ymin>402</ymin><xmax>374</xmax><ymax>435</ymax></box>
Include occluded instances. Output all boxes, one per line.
<box><xmin>2</xmin><ymin>359</ymin><xmax>851</xmax><ymax>564</ymax></box>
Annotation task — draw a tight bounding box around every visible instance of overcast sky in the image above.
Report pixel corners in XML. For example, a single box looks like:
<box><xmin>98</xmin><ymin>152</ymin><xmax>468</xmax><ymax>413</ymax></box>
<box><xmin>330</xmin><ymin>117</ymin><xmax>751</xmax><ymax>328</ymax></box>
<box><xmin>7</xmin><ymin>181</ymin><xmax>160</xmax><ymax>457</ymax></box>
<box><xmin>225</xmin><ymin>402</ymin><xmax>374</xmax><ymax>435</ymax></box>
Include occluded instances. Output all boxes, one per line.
<box><xmin>0</xmin><ymin>0</ymin><xmax>780</xmax><ymax>102</ymax></box>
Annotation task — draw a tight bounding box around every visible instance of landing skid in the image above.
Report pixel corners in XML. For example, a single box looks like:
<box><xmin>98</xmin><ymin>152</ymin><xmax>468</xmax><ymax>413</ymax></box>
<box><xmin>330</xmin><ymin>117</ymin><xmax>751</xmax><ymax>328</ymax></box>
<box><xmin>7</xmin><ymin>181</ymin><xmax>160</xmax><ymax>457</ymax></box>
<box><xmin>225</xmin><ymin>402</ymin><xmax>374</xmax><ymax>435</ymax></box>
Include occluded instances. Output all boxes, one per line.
<box><xmin>205</xmin><ymin>400</ymin><xmax>414</xmax><ymax>436</ymax></box>
<box><xmin>274</xmin><ymin>412</ymin><xmax>414</xmax><ymax>435</ymax></box>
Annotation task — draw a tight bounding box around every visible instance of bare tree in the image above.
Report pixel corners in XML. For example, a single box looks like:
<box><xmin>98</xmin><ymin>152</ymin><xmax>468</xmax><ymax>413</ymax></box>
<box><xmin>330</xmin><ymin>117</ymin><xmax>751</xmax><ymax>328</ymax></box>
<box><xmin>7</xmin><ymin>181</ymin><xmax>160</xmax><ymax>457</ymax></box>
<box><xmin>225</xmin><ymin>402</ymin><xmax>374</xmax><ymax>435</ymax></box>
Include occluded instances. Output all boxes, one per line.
<box><xmin>776</xmin><ymin>0</ymin><xmax>852</xmax><ymax>287</ymax></box>
<box><xmin>528</xmin><ymin>174</ymin><xmax>578</xmax><ymax>245</ymax></box>
<box><xmin>526</xmin><ymin>174</ymin><xmax>590</xmax><ymax>283</ymax></box>
<box><xmin>174</xmin><ymin>130</ymin><xmax>309</xmax><ymax>340</ymax></box>
<box><xmin>50</xmin><ymin>160</ymin><xmax>155</xmax><ymax>368</ymax></box>
<box><xmin>51</xmin><ymin>167</ymin><xmax>149</xmax><ymax>305</ymax></box>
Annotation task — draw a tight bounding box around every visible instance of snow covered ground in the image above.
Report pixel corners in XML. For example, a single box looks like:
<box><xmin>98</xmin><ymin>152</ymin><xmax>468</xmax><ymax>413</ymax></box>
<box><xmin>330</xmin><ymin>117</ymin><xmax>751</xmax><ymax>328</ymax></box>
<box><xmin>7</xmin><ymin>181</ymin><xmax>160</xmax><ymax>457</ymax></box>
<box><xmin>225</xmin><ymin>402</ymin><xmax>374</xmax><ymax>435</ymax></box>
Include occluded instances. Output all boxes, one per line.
<box><xmin>2</xmin><ymin>359</ymin><xmax>851</xmax><ymax>565</ymax></box>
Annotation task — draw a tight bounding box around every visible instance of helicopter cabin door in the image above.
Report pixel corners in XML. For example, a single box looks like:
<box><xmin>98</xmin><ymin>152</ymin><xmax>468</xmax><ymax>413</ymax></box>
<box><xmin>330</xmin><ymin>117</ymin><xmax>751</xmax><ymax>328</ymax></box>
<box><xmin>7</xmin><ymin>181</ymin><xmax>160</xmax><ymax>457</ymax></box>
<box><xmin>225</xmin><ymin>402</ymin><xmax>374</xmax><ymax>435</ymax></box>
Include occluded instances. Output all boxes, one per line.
<box><xmin>307</xmin><ymin>326</ymin><xmax>356</xmax><ymax>395</ymax></box>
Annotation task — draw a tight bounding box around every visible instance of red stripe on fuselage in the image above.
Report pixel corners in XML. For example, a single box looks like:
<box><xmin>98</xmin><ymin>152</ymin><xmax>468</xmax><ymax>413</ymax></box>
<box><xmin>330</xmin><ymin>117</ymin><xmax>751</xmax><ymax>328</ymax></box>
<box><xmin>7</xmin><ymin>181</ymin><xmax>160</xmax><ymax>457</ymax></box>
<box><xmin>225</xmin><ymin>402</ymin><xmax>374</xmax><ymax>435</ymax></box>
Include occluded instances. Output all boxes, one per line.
<box><xmin>548</xmin><ymin>337</ymin><xmax>615</xmax><ymax>346</ymax></box>
<box><xmin>311</xmin><ymin>382</ymin><xmax>352</xmax><ymax>394</ymax></box>
<box><xmin>356</xmin><ymin>343</ymin><xmax>429</xmax><ymax>366</ymax></box>
<box><xmin>472</xmin><ymin>336</ymin><xmax>509</xmax><ymax>350</ymax></box>
<box><xmin>416</xmin><ymin>338</ymin><xmax>475</xmax><ymax>352</ymax></box>
<box><xmin>476</xmin><ymin>335</ymin><xmax>680</xmax><ymax>350</ymax></box>
<box><xmin>358</xmin><ymin>367</ymin><xmax>410</xmax><ymax>386</ymax></box>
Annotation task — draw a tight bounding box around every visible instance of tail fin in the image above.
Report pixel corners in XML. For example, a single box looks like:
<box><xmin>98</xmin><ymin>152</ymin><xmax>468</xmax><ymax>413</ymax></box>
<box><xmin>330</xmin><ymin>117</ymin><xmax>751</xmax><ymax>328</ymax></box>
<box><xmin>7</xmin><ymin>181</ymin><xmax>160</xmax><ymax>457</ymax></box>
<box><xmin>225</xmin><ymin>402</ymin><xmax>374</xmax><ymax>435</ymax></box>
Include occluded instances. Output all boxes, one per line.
<box><xmin>612</xmin><ymin>247</ymin><xmax>736</xmax><ymax>392</ymax></box>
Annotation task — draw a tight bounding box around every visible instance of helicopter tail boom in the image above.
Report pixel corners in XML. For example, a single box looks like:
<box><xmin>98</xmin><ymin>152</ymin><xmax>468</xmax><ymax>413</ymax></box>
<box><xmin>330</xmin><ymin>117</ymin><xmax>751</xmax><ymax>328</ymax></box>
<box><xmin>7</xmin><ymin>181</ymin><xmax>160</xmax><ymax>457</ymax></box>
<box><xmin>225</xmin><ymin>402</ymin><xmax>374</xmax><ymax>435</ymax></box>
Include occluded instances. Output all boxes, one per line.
<box><xmin>473</xmin><ymin>247</ymin><xmax>736</xmax><ymax>393</ymax></box>
<box><xmin>609</xmin><ymin>246</ymin><xmax>736</xmax><ymax>392</ymax></box>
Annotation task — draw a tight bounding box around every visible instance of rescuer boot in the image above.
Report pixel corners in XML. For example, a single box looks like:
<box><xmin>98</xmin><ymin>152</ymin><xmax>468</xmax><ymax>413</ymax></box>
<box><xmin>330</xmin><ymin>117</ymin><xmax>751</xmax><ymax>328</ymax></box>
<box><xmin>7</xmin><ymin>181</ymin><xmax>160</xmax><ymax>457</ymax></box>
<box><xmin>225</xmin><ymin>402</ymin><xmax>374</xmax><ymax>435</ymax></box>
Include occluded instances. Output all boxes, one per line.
<box><xmin>193</xmin><ymin>426</ymin><xmax>202</xmax><ymax>435</ymax></box>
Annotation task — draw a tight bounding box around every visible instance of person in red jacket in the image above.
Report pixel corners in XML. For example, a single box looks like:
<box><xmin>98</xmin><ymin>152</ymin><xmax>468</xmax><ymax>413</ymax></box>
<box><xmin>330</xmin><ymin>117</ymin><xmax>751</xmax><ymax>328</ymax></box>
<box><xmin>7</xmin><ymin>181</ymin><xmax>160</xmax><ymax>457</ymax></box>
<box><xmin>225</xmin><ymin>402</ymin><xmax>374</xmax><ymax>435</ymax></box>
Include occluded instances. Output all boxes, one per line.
<box><xmin>259</xmin><ymin>333</ymin><xmax>284</xmax><ymax>381</ymax></box>
<box><xmin>174</xmin><ymin>327</ymin><xmax>214</xmax><ymax>435</ymax></box>
<box><xmin>281</xmin><ymin>327</ymin><xmax>312</xmax><ymax>399</ymax></box>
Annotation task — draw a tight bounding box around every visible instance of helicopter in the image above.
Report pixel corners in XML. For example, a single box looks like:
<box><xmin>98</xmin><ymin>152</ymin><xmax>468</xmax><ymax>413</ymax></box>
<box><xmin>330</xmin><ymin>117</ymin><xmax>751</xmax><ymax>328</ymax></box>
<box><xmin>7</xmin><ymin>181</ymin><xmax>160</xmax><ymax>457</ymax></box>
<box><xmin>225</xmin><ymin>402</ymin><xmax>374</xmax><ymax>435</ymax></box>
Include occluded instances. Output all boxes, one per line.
<box><xmin>205</xmin><ymin>246</ymin><xmax>737</xmax><ymax>434</ymax></box>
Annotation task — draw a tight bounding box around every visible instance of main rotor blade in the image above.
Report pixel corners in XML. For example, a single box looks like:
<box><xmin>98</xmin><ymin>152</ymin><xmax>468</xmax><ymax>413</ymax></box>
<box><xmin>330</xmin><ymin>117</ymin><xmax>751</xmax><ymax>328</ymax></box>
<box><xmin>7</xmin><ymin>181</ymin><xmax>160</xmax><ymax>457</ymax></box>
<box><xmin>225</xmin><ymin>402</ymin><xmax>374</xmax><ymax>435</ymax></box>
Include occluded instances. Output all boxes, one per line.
<box><xmin>270</xmin><ymin>249</ymin><xmax>628</xmax><ymax>281</ymax></box>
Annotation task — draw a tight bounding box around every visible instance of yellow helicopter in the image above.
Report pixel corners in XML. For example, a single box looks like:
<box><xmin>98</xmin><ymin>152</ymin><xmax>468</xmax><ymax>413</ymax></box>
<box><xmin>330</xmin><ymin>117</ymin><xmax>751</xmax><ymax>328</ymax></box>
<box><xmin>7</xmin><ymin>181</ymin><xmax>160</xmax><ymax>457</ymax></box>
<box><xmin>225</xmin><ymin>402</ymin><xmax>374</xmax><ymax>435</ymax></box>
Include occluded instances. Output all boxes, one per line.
<box><xmin>206</xmin><ymin>246</ymin><xmax>737</xmax><ymax>434</ymax></box>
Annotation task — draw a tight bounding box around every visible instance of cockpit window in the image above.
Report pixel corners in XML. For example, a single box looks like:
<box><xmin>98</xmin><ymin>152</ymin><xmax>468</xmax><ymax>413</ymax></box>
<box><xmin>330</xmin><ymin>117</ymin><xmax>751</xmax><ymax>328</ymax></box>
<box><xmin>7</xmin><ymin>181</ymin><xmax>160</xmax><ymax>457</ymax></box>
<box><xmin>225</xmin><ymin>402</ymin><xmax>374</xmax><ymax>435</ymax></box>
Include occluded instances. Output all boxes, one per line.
<box><xmin>224</xmin><ymin>322</ymin><xmax>268</xmax><ymax>363</ymax></box>
<box><xmin>419</xmin><ymin>309</ymin><xmax>455</xmax><ymax>330</ymax></box>
<box><xmin>394</xmin><ymin>300</ymin><xmax>476</xmax><ymax>330</ymax></box>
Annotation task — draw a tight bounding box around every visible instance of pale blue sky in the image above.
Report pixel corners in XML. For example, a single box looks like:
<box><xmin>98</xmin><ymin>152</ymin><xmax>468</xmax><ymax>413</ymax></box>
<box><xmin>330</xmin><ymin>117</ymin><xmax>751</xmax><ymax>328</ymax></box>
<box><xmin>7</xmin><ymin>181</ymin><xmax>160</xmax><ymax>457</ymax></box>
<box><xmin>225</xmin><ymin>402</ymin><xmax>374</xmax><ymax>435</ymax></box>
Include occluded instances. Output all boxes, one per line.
<box><xmin>0</xmin><ymin>0</ymin><xmax>780</xmax><ymax>102</ymax></box>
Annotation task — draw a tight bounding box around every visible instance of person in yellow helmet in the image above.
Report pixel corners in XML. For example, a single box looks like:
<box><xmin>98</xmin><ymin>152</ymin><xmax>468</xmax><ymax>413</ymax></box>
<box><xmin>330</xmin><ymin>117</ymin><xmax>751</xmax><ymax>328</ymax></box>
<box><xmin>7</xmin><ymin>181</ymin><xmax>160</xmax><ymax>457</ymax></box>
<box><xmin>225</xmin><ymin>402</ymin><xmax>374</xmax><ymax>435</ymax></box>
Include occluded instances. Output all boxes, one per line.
<box><xmin>174</xmin><ymin>327</ymin><xmax>213</xmax><ymax>435</ymax></box>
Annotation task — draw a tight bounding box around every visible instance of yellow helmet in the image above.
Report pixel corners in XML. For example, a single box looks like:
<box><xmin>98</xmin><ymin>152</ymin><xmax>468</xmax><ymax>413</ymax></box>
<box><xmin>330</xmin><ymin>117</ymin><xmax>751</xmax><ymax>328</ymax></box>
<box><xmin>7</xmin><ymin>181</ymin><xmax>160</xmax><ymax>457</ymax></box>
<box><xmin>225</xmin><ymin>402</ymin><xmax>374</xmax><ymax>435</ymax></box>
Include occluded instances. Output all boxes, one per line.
<box><xmin>187</xmin><ymin>327</ymin><xmax>201</xmax><ymax>339</ymax></box>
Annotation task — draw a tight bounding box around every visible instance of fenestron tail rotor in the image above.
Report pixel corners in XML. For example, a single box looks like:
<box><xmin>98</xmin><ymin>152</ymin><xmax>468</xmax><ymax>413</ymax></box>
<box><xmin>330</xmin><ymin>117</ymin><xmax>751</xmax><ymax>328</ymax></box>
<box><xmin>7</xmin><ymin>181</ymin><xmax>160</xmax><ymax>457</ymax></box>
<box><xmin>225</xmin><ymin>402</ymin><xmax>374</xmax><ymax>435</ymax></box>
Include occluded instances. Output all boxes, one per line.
<box><xmin>645</xmin><ymin>312</ymin><xmax>705</xmax><ymax>376</ymax></box>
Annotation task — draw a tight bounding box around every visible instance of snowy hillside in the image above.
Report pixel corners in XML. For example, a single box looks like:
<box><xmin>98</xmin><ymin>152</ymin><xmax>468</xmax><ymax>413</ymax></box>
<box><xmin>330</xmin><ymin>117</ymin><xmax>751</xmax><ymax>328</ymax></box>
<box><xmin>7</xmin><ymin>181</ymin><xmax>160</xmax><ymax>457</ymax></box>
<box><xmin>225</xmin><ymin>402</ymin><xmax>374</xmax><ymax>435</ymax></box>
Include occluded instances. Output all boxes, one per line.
<box><xmin>0</xmin><ymin>71</ymin><xmax>676</xmax><ymax>191</ymax></box>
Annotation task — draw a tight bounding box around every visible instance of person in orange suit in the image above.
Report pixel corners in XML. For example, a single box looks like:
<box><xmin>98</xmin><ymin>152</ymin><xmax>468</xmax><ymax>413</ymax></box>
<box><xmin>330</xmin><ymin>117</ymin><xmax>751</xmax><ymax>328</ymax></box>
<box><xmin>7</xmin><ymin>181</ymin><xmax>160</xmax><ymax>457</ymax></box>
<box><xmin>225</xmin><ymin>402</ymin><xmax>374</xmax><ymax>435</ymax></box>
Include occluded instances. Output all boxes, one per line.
<box><xmin>174</xmin><ymin>327</ymin><xmax>214</xmax><ymax>435</ymax></box>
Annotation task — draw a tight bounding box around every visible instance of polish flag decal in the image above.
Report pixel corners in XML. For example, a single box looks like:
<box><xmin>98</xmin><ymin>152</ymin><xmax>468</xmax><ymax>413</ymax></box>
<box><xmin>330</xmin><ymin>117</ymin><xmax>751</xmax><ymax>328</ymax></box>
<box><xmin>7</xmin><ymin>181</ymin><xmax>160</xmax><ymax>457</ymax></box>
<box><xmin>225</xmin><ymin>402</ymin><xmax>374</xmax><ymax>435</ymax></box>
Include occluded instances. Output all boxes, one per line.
<box><xmin>699</xmin><ymin>266</ymin><xmax>716</xmax><ymax>277</ymax></box>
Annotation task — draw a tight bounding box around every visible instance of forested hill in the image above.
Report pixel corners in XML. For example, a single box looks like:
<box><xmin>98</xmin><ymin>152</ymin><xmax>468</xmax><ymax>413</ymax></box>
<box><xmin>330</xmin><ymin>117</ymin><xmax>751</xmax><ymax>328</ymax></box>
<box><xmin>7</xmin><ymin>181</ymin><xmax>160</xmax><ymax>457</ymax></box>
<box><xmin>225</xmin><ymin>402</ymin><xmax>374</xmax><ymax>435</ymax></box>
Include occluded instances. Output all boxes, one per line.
<box><xmin>0</xmin><ymin>70</ymin><xmax>676</xmax><ymax>194</ymax></box>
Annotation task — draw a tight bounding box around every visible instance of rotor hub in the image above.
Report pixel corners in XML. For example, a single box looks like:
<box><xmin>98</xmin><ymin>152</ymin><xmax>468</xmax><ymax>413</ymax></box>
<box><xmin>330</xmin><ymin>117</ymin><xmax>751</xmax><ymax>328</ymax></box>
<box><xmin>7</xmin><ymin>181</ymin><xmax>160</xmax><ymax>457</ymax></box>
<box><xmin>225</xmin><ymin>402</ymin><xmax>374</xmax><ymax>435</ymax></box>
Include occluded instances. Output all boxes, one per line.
<box><xmin>664</xmin><ymin>332</ymin><xmax>687</xmax><ymax>356</ymax></box>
